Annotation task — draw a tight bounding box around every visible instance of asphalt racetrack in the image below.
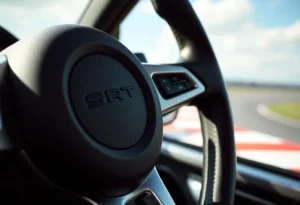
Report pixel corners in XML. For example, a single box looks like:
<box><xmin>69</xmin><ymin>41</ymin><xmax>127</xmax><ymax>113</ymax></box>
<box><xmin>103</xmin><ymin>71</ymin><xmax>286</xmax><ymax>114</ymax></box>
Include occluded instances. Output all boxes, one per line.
<box><xmin>228</xmin><ymin>88</ymin><xmax>300</xmax><ymax>144</ymax></box>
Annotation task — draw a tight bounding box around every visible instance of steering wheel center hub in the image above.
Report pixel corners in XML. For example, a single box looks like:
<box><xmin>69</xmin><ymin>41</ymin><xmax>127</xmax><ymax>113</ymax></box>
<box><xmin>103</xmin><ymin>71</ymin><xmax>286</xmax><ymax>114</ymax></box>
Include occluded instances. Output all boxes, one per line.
<box><xmin>5</xmin><ymin>25</ymin><xmax>163</xmax><ymax>197</ymax></box>
<box><xmin>70</xmin><ymin>54</ymin><xmax>147</xmax><ymax>149</ymax></box>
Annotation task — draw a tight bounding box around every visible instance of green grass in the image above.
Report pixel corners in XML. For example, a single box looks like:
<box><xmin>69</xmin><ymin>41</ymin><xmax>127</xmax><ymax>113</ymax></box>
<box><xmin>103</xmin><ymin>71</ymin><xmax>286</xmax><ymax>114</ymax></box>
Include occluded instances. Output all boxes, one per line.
<box><xmin>267</xmin><ymin>102</ymin><xmax>300</xmax><ymax>121</ymax></box>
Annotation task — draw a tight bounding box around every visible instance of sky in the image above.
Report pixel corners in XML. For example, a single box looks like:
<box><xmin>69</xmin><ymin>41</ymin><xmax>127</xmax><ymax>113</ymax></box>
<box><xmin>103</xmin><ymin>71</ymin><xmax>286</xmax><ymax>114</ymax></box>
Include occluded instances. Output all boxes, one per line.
<box><xmin>120</xmin><ymin>0</ymin><xmax>300</xmax><ymax>85</ymax></box>
<box><xmin>0</xmin><ymin>0</ymin><xmax>300</xmax><ymax>85</ymax></box>
<box><xmin>0</xmin><ymin>0</ymin><xmax>89</xmax><ymax>36</ymax></box>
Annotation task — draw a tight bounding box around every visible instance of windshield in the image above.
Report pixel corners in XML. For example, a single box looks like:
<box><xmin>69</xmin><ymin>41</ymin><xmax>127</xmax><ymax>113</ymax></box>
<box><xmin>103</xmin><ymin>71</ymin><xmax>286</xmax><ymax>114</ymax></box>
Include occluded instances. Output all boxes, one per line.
<box><xmin>121</xmin><ymin>0</ymin><xmax>300</xmax><ymax>174</ymax></box>
<box><xmin>0</xmin><ymin>0</ymin><xmax>89</xmax><ymax>38</ymax></box>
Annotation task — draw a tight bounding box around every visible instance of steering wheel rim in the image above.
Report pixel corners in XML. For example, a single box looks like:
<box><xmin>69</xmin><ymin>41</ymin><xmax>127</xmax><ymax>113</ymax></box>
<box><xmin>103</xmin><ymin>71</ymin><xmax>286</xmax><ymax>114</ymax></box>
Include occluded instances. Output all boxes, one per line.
<box><xmin>0</xmin><ymin>1</ymin><xmax>236</xmax><ymax>204</ymax></box>
<box><xmin>151</xmin><ymin>0</ymin><xmax>236</xmax><ymax>203</ymax></box>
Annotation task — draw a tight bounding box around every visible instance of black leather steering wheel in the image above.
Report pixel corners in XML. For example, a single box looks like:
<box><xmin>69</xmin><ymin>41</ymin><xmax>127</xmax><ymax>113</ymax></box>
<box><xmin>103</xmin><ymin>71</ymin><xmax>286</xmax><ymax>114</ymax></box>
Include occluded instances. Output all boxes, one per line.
<box><xmin>0</xmin><ymin>0</ymin><xmax>235</xmax><ymax>204</ymax></box>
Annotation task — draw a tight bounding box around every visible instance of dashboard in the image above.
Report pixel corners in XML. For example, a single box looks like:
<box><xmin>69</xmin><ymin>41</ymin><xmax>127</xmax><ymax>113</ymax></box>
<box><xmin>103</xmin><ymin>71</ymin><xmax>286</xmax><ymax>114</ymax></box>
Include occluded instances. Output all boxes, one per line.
<box><xmin>158</xmin><ymin>138</ymin><xmax>300</xmax><ymax>205</ymax></box>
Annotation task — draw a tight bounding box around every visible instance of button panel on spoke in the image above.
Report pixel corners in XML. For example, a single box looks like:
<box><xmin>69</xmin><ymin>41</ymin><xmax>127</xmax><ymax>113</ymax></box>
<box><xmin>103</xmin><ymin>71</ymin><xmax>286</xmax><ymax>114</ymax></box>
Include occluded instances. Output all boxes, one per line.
<box><xmin>153</xmin><ymin>74</ymin><xmax>195</xmax><ymax>99</ymax></box>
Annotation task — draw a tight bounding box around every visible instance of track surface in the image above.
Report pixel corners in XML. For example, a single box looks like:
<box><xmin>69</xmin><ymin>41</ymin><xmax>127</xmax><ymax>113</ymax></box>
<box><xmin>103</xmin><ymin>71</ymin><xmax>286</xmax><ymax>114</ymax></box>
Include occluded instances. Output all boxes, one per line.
<box><xmin>229</xmin><ymin>90</ymin><xmax>300</xmax><ymax>143</ymax></box>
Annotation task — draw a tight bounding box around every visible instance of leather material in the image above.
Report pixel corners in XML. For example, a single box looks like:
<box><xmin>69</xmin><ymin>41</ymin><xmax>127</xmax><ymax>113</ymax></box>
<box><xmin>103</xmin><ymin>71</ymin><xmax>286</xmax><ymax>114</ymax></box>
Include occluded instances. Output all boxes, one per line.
<box><xmin>151</xmin><ymin>0</ymin><xmax>236</xmax><ymax>204</ymax></box>
<box><xmin>2</xmin><ymin>25</ymin><xmax>163</xmax><ymax>198</ymax></box>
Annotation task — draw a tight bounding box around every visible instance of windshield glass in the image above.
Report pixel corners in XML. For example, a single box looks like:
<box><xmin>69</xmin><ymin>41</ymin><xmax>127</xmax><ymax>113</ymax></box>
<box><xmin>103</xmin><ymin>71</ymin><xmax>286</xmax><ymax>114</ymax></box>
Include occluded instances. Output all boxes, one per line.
<box><xmin>121</xmin><ymin>0</ymin><xmax>300</xmax><ymax>174</ymax></box>
<box><xmin>0</xmin><ymin>0</ymin><xmax>89</xmax><ymax>38</ymax></box>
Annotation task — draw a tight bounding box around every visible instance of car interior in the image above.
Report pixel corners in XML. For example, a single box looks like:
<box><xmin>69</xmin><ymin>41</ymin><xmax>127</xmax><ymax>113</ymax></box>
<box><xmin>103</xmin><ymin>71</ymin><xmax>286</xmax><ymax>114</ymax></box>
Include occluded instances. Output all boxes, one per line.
<box><xmin>0</xmin><ymin>0</ymin><xmax>299</xmax><ymax>205</ymax></box>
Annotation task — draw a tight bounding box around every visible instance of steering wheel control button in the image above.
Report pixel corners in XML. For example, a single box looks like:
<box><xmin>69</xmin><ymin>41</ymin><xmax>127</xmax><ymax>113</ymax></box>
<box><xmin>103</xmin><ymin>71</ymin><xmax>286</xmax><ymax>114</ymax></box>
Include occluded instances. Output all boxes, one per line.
<box><xmin>138</xmin><ymin>191</ymin><xmax>161</xmax><ymax>205</ymax></box>
<box><xmin>154</xmin><ymin>74</ymin><xmax>195</xmax><ymax>99</ymax></box>
<box><xmin>173</xmin><ymin>83</ymin><xmax>187</xmax><ymax>92</ymax></box>
<box><xmin>70</xmin><ymin>54</ymin><xmax>147</xmax><ymax>149</ymax></box>
<box><xmin>169</xmin><ymin>75</ymin><xmax>187</xmax><ymax>85</ymax></box>
<box><xmin>127</xmin><ymin>191</ymin><xmax>161</xmax><ymax>205</ymax></box>
<box><xmin>162</xmin><ymin>84</ymin><xmax>174</xmax><ymax>95</ymax></box>
<box><xmin>185</xmin><ymin>81</ymin><xmax>194</xmax><ymax>89</ymax></box>
<box><xmin>157</xmin><ymin>76</ymin><xmax>170</xmax><ymax>84</ymax></box>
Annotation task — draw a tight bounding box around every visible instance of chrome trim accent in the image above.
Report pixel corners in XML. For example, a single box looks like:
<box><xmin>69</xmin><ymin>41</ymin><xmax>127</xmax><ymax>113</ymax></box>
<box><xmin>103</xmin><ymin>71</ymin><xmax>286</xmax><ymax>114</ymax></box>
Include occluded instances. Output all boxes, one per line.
<box><xmin>0</xmin><ymin>55</ymin><xmax>12</xmax><ymax>151</ymax></box>
<box><xmin>161</xmin><ymin>141</ymin><xmax>300</xmax><ymax>199</ymax></box>
<box><xmin>92</xmin><ymin>168</ymin><xmax>174</xmax><ymax>205</ymax></box>
<box><xmin>143</xmin><ymin>64</ymin><xmax>205</xmax><ymax>114</ymax></box>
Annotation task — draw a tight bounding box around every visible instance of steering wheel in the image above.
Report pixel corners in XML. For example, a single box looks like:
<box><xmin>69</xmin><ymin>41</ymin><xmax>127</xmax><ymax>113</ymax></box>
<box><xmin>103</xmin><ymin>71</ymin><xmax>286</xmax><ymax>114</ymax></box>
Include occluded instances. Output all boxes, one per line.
<box><xmin>0</xmin><ymin>0</ymin><xmax>235</xmax><ymax>204</ymax></box>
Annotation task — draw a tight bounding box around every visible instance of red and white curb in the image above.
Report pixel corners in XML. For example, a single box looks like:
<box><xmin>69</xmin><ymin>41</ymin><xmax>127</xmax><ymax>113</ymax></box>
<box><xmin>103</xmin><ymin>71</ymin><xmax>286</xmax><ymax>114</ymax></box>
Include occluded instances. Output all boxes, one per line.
<box><xmin>164</xmin><ymin>107</ymin><xmax>300</xmax><ymax>173</ymax></box>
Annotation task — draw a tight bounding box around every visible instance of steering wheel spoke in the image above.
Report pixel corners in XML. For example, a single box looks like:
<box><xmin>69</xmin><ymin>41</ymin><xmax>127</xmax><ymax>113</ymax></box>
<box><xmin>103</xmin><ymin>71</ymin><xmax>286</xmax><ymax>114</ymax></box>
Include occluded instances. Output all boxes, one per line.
<box><xmin>143</xmin><ymin>63</ymin><xmax>205</xmax><ymax>115</ymax></box>
<box><xmin>94</xmin><ymin>168</ymin><xmax>173</xmax><ymax>205</ymax></box>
